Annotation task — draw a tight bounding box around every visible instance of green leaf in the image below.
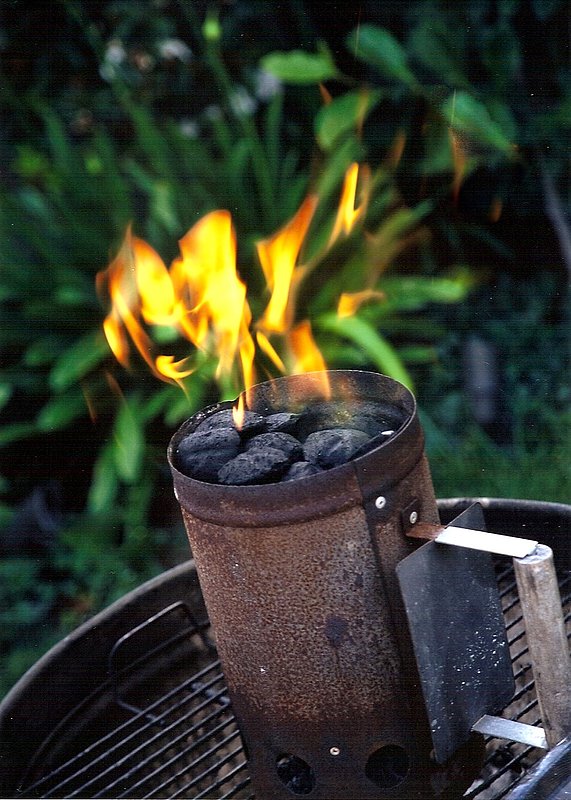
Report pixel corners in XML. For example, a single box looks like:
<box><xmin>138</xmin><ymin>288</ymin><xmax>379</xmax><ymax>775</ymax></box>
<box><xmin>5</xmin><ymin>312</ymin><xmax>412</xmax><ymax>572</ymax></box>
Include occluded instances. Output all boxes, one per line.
<box><xmin>264</xmin><ymin>90</ymin><xmax>284</xmax><ymax>187</ymax></box>
<box><xmin>368</xmin><ymin>200</ymin><xmax>433</xmax><ymax>271</ymax></box>
<box><xmin>0</xmin><ymin>383</ymin><xmax>12</xmax><ymax>414</ymax></box>
<box><xmin>164</xmin><ymin>387</ymin><xmax>198</xmax><ymax>426</ymax></box>
<box><xmin>87</xmin><ymin>443</ymin><xmax>119</xmax><ymax>515</ymax></box>
<box><xmin>0</xmin><ymin>422</ymin><xmax>36</xmax><ymax>447</ymax></box>
<box><xmin>419</xmin><ymin>113</ymin><xmax>454</xmax><ymax>175</ymax></box>
<box><xmin>36</xmin><ymin>389</ymin><xmax>87</xmax><ymax>432</ymax></box>
<box><xmin>55</xmin><ymin>284</ymin><xmax>96</xmax><ymax>306</ymax></box>
<box><xmin>17</xmin><ymin>186</ymin><xmax>51</xmax><ymax>221</ymax></box>
<box><xmin>227</xmin><ymin>138</ymin><xmax>251</xmax><ymax>180</ymax></box>
<box><xmin>346</xmin><ymin>25</ymin><xmax>417</xmax><ymax>87</ymax></box>
<box><xmin>49</xmin><ymin>331</ymin><xmax>110</xmax><ymax>392</ymax></box>
<box><xmin>139</xmin><ymin>385</ymin><xmax>176</xmax><ymax>422</ymax></box>
<box><xmin>314</xmin><ymin>136</ymin><xmax>364</xmax><ymax>204</ymax></box>
<box><xmin>317</xmin><ymin>313</ymin><xmax>413</xmax><ymax>388</ymax></box>
<box><xmin>150</xmin><ymin>180</ymin><xmax>180</xmax><ymax>235</ymax></box>
<box><xmin>12</xmin><ymin>145</ymin><xmax>52</xmax><ymax>181</ymax></box>
<box><xmin>315</xmin><ymin>89</ymin><xmax>383</xmax><ymax>150</ymax></box>
<box><xmin>112</xmin><ymin>398</ymin><xmax>145</xmax><ymax>483</ymax></box>
<box><xmin>486</xmin><ymin>99</ymin><xmax>519</xmax><ymax>143</ymax></box>
<box><xmin>409</xmin><ymin>20</ymin><xmax>468</xmax><ymax>87</ymax></box>
<box><xmin>260</xmin><ymin>46</ymin><xmax>339</xmax><ymax>84</ymax></box>
<box><xmin>377</xmin><ymin>200</ymin><xmax>433</xmax><ymax>241</ymax></box>
<box><xmin>379</xmin><ymin>273</ymin><xmax>473</xmax><ymax>312</ymax></box>
<box><xmin>442</xmin><ymin>91</ymin><xmax>515</xmax><ymax>154</ymax></box>
<box><xmin>397</xmin><ymin>345</ymin><xmax>438</xmax><ymax>364</ymax></box>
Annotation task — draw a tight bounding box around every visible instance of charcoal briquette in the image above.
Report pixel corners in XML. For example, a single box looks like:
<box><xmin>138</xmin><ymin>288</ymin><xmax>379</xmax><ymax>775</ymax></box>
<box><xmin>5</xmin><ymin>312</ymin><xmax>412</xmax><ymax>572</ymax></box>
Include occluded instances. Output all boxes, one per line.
<box><xmin>246</xmin><ymin>432</ymin><xmax>303</xmax><ymax>462</ymax></box>
<box><xmin>179</xmin><ymin>397</ymin><xmax>400</xmax><ymax>483</ymax></box>
<box><xmin>283</xmin><ymin>461</ymin><xmax>324</xmax><ymax>481</ymax></box>
<box><xmin>264</xmin><ymin>412</ymin><xmax>300</xmax><ymax>433</ymax></box>
<box><xmin>193</xmin><ymin>408</ymin><xmax>265</xmax><ymax>436</ymax></box>
<box><xmin>351</xmin><ymin>401</ymin><xmax>405</xmax><ymax>435</ymax></box>
<box><xmin>303</xmin><ymin>428</ymin><xmax>371</xmax><ymax>469</ymax></box>
<box><xmin>218</xmin><ymin>447</ymin><xmax>292</xmax><ymax>485</ymax></box>
<box><xmin>176</xmin><ymin>428</ymin><xmax>241</xmax><ymax>482</ymax></box>
<box><xmin>350</xmin><ymin>428</ymin><xmax>396</xmax><ymax>461</ymax></box>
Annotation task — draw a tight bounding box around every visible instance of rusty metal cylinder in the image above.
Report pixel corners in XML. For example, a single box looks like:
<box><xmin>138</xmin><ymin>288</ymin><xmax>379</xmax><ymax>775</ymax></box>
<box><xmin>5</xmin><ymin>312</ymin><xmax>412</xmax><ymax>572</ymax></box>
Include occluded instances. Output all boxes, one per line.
<box><xmin>168</xmin><ymin>371</ymin><xmax>483</xmax><ymax>799</ymax></box>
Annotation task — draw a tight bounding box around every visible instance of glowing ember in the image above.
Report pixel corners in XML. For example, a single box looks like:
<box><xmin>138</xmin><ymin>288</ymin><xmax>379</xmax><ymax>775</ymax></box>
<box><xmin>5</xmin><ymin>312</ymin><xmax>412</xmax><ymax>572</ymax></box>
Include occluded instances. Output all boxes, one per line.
<box><xmin>98</xmin><ymin>162</ymin><xmax>374</xmax><ymax>406</ymax></box>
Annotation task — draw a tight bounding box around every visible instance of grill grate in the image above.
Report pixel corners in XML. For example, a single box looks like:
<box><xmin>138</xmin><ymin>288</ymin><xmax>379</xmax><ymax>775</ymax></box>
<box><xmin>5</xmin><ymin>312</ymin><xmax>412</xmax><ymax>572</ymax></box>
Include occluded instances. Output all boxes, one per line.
<box><xmin>16</xmin><ymin>563</ymin><xmax>570</xmax><ymax>800</ymax></box>
<box><xmin>465</xmin><ymin>565</ymin><xmax>571</xmax><ymax>799</ymax></box>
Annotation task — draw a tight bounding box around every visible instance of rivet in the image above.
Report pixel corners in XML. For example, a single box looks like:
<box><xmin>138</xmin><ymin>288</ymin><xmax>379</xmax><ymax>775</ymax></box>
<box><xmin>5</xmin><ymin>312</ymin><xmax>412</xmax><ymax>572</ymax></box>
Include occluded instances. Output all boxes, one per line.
<box><xmin>375</xmin><ymin>495</ymin><xmax>386</xmax><ymax>510</ymax></box>
<box><xmin>329</xmin><ymin>746</ymin><xmax>341</xmax><ymax>756</ymax></box>
<box><xmin>409</xmin><ymin>510</ymin><xmax>418</xmax><ymax>525</ymax></box>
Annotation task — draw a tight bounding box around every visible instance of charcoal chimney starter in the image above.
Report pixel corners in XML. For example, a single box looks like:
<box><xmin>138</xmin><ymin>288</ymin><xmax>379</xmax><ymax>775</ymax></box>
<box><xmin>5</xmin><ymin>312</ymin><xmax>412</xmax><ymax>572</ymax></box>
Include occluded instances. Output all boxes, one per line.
<box><xmin>168</xmin><ymin>370</ymin><xmax>483</xmax><ymax>798</ymax></box>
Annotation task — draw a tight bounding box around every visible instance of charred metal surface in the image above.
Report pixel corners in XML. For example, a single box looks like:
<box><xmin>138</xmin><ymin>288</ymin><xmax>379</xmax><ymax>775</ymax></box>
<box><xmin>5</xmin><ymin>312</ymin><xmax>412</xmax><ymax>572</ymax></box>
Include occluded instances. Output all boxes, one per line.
<box><xmin>168</xmin><ymin>371</ymin><xmax>485</xmax><ymax>798</ymax></box>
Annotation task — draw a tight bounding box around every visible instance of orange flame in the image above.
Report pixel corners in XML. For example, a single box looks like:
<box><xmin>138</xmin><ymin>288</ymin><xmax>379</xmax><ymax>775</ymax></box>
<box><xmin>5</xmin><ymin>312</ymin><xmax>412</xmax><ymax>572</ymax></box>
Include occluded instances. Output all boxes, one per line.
<box><xmin>99</xmin><ymin>163</ymin><xmax>376</xmax><ymax>409</ymax></box>
<box><xmin>99</xmin><ymin>213</ymin><xmax>255</xmax><ymax>391</ymax></box>
<box><xmin>288</xmin><ymin>321</ymin><xmax>330</xmax><ymax>397</ymax></box>
<box><xmin>337</xmin><ymin>289</ymin><xmax>386</xmax><ymax>318</ymax></box>
<box><xmin>330</xmin><ymin>162</ymin><xmax>370</xmax><ymax>244</ymax></box>
<box><xmin>257</xmin><ymin>194</ymin><xmax>319</xmax><ymax>334</ymax></box>
<box><xmin>173</xmin><ymin>210</ymin><xmax>254</xmax><ymax>382</ymax></box>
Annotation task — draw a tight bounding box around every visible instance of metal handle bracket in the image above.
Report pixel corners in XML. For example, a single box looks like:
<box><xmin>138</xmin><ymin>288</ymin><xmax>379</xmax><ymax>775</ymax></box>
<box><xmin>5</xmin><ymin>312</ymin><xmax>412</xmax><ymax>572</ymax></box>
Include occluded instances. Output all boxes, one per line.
<box><xmin>434</xmin><ymin>526</ymin><xmax>538</xmax><ymax>558</ymax></box>
<box><xmin>472</xmin><ymin>715</ymin><xmax>548</xmax><ymax>750</ymax></box>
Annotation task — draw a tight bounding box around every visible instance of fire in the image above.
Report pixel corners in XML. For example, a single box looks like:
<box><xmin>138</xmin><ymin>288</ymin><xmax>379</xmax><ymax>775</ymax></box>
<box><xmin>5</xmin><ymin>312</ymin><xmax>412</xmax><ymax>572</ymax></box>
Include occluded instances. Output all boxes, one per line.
<box><xmin>337</xmin><ymin>289</ymin><xmax>386</xmax><ymax>318</ymax></box>
<box><xmin>257</xmin><ymin>194</ymin><xmax>318</xmax><ymax>334</ymax></box>
<box><xmin>329</xmin><ymin>162</ymin><xmax>370</xmax><ymax>244</ymax></box>
<box><xmin>174</xmin><ymin>211</ymin><xmax>254</xmax><ymax>382</ymax></box>
<box><xmin>98</xmin><ymin>212</ymin><xmax>255</xmax><ymax>390</ymax></box>
<box><xmin>98</xmin><ymin>162</ymin><xmax>372</xmax><ymax>410</ymax></box>
<box><xmin>288</xmin><ymin>321</ymin><xmax>330</xmax><ymax>396</ymax></box>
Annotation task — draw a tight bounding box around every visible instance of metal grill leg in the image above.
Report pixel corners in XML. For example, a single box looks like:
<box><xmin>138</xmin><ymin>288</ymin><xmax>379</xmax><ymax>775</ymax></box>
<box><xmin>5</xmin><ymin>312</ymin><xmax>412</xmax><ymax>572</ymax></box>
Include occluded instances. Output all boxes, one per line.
<box><xmin>514</xmin><ymin>544</ymin><xmax>571</xmax><ymax>748</ymax></box>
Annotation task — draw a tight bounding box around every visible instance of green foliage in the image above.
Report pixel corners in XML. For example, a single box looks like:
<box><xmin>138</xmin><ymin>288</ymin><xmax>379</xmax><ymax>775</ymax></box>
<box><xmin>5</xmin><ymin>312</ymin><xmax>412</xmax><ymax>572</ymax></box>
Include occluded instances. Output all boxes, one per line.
<box><xmin>314</xmin><ymin>89</ymin><xmax>383</xmax><ymax>151</ymax></box>
<box><xmin>262</xmin><ymin>0</ymin><xmax>569</xmax><ymax>235</ymax></box>
<box><xmin>261</xmin><ymin>44</ymin><xmax>339</xmax><ymax>84</ymax></box>
<box><xmin>419</xmin><ymin>271</ymin><xmax>570</xmax><ymax>502</ymax></box>
<box><xmin>441</xmin><ymin>92</ymin><xmax>514</xmax><ymax>155</ymax></box>
<box><xmin>346</xmin><ymin>25</ymin><xmax>418</xmax><ymax>88</ymax></box>
<box><xmin>427</xmin><ymin>421</ymin><xmax>571</xmax><ymax>504</ymax></box>
<box><xmin>318</xmin><ymin>314</ymin><xmax>414</xmax><ymax>389</ymax></box>
<box><xmin>0</xmin><ymin>0</ymin><xmax>568</xmax><ymax>699</ymax></box>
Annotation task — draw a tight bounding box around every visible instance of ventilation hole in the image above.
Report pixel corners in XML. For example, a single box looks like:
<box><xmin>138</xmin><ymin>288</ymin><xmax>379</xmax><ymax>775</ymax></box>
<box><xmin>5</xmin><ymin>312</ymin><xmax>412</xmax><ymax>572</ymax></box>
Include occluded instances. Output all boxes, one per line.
<box><xmin>365</xmin><ymin>744</ymin><xmax>410</xmax><ymax>789</ymax></box>
<box><xmin>276</xmin><ymin>753</ymin><xmax>316</xmax><ymax>795</ymax></box>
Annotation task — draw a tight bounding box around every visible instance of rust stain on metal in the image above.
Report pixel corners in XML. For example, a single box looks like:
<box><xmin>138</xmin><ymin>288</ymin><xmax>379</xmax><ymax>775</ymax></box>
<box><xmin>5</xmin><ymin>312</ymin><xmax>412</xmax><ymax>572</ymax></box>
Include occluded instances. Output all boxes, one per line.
<box><xmin>405</xmin><ymin>522</ymin><xmax>445</xmax><ymax>542</ymax></box>
<box><xmin>324</xmin><ymin>615</ymin><xmax>351</xmax><ymax>649</ymax></box>
<box><xmin>169</xmin><ymin>370</ymin><xmax>485</xmax><ymax>798</ymax></box>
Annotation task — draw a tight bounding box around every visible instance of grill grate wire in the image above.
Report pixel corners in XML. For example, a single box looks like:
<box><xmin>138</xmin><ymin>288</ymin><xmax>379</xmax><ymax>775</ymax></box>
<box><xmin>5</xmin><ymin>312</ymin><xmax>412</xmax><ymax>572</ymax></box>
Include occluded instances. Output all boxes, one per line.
<box><xmin>17</xmin><ymin>562</ymin><xmax>570</xmax><ymax>800</ymax></box>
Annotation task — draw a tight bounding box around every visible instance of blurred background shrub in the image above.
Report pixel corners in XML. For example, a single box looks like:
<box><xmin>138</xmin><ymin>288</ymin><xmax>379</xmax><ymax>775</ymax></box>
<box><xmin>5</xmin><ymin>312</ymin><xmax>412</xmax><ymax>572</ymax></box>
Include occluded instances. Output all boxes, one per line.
<box><xmin>0</xmin><ymin>0</ymin><xmax>569</xmax><ymax>695</ymax></box>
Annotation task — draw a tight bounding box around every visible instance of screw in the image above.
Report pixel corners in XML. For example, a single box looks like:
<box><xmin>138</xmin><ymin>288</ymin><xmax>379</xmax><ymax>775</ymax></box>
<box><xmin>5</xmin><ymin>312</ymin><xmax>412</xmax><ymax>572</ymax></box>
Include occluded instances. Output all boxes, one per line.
<box><xmin>409</xmin><ymin>510</ymin><xmax>418</xmax><ymax>525</ymax></box>
<box><xmin>329</xmin><ymin>746</ymin><xmax>341</xmax><ymax>757</ymax></box>
<box><xmin>375</xmin><ymin>496</ymin><xmax>386</xmax><ymax>510</ymax></box>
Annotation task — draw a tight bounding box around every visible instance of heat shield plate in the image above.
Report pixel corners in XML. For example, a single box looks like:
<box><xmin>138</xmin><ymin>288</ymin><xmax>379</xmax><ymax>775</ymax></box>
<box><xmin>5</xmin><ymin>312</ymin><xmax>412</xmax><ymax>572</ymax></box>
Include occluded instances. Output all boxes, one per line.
<box><xmin>396</xmin><ymin>504</ymin><xmax>515</xmax><ymax>764</ymax></box>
